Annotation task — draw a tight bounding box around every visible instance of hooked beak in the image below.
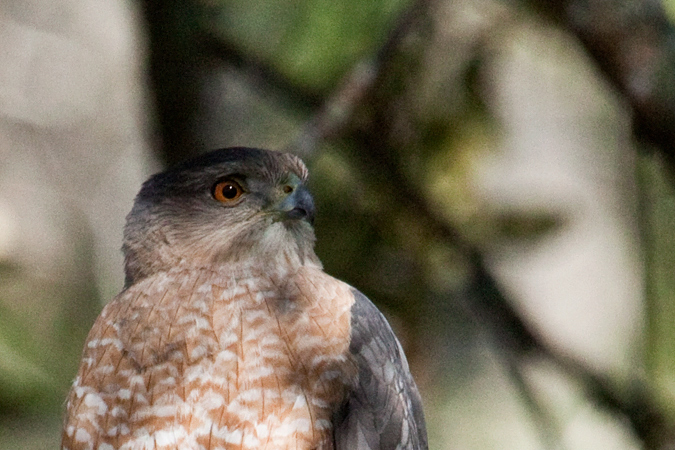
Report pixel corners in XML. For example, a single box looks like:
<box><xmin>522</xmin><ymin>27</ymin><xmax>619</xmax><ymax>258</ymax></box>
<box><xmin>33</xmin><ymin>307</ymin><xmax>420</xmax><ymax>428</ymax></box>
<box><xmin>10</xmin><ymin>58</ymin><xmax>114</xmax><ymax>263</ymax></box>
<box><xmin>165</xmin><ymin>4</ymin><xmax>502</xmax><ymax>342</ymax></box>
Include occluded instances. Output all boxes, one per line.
<box><xmin>275</xmin><ymin>184</ymin><xmax>316</xmax><ymax>225</ymax></box>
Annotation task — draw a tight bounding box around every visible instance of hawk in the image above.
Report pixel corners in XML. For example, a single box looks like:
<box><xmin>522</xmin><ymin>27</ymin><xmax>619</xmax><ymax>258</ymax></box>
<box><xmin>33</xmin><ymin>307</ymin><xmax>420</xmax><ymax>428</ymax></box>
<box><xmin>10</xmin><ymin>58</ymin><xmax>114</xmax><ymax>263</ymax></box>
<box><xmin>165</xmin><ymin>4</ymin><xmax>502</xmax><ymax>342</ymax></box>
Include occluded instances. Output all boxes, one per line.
<box><xmin>62</xmin><ymin>147</ymin><xmax>427</xmax><ymax>450</ymax></box>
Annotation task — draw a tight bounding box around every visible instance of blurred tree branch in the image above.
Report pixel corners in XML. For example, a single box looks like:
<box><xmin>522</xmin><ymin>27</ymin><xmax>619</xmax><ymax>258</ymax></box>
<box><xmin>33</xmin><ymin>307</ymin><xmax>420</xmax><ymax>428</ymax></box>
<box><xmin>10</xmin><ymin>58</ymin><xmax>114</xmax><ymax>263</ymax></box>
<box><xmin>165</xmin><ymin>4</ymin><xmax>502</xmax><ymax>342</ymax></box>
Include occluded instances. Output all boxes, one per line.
<box><xmin>287</xmin><ymin>0</ymin><xmax>433</xmax><ymax>158</ymax></box>
<box><xmin>142</xmin><ymin>0</ymin><xmax>207</xmax><ymax>165</ymax></box>
<box><xmin>199</xmin><ymin>33</ymin><xmax>324</xmax><ymax>112</ymax></box>
<box><xmin>530</xmin><ymin>0</ymin><xmax>675</xmax><ymax>158</ymax></box>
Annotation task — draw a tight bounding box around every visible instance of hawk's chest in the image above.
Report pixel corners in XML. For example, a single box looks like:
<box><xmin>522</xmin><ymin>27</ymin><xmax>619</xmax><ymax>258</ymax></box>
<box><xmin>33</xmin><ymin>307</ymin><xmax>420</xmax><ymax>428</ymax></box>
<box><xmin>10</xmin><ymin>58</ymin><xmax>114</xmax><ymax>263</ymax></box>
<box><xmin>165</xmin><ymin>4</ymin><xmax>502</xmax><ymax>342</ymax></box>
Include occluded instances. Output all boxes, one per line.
<box><xmin>110</xmin><ymin>265</ymin><xmax>356</xmax><ymax>449</ymax></box>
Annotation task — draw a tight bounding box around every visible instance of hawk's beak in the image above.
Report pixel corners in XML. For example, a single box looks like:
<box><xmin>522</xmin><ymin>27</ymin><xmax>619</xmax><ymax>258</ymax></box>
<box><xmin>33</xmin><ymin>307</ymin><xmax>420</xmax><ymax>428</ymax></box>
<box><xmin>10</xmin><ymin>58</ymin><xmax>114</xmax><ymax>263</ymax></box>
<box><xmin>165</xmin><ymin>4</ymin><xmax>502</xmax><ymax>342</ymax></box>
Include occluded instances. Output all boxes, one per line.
<box><xmin>276</xmin><ymin>185</ymin><xmax>316</xmax><ymax>225</ymax></box>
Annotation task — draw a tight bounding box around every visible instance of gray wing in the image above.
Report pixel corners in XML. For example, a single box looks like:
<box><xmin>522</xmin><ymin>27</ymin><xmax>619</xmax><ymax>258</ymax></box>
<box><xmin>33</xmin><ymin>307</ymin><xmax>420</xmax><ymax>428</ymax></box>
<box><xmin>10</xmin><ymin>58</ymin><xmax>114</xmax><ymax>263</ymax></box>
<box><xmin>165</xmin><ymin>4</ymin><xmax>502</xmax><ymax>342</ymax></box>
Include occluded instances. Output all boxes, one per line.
<box><xmin>334</xmin><ymin>289</ymin><xmax>428</xmax><ymax>450</ymax></box>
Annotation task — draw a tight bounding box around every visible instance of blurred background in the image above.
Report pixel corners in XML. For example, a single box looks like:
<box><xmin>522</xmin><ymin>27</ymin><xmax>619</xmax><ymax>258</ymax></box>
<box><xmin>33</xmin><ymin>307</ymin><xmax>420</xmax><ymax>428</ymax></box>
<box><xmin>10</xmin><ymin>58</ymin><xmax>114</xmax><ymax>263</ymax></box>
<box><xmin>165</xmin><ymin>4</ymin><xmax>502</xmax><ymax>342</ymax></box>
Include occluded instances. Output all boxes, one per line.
<box><xmin>2</xmin><ymin>0</ymin><xmax>675</xmax><ymax>448</ymax></box>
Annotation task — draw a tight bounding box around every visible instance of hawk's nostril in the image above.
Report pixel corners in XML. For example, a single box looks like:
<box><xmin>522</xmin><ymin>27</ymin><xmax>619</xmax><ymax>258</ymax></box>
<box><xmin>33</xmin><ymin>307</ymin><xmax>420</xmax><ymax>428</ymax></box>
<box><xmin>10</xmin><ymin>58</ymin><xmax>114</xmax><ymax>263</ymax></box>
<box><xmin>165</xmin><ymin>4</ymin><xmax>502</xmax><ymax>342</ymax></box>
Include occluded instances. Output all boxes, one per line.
<box><xmin>287</xmin><ymin>207</ymin><xmax>308</xmax><ymax>220</ymax></box>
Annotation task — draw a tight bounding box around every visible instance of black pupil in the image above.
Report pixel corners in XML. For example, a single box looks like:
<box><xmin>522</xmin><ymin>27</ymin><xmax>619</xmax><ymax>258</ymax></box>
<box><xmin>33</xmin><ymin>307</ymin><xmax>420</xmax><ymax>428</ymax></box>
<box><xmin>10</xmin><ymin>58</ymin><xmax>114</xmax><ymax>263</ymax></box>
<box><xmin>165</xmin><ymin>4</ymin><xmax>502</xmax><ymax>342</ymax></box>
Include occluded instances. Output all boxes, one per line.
<box><xmin>222</xmin><ymin>183</ymin><xmax>238</xmax><ymax>199</ymax></box>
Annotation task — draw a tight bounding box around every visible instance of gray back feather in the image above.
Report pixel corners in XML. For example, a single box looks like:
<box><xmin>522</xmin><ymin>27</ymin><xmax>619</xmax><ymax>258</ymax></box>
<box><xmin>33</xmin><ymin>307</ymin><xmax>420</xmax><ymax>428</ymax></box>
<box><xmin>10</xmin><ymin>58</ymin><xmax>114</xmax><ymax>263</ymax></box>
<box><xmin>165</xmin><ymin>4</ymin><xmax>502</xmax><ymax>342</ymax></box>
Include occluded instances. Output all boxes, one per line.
<box><xmin>334</xmin><ymin>289</ymin><xmax>428</xmax><ymax>450</ymax></box>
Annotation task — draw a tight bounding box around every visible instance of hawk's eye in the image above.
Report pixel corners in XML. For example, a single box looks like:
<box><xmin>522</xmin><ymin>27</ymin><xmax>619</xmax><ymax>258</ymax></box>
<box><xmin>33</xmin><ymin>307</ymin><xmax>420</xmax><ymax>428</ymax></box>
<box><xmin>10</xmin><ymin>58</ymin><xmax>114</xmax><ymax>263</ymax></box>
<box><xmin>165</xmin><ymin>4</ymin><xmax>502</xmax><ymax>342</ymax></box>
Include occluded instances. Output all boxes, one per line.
<box><xmin>212</xmin><ymin>179</ymin><xmax>244</xmax><ymax>204</ymax></box>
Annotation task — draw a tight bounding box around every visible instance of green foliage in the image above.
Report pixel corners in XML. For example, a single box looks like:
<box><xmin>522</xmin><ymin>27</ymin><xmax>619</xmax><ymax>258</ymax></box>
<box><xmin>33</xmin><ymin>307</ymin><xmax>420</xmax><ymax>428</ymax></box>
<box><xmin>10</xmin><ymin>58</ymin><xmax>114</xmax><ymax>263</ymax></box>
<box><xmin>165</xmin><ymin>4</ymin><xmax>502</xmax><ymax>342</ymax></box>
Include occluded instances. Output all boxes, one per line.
<box><xmin>664</xmin><ymin>0</ymin><xmax>675</xmax><ymax>23</ymax></box>
<box><xmin>640</xmin><ymin>155</ymin><xmax>675</xmax><ymax>420</ymax></box>
<box><xmin>205</xmin><ymin>0</ymin><xmax>410</xmax><ymax>91</ymax></box>
<box><xmin>0</xmin><ymin>305</ymin><xmax>55</xmax><ymax>411</ymax></box>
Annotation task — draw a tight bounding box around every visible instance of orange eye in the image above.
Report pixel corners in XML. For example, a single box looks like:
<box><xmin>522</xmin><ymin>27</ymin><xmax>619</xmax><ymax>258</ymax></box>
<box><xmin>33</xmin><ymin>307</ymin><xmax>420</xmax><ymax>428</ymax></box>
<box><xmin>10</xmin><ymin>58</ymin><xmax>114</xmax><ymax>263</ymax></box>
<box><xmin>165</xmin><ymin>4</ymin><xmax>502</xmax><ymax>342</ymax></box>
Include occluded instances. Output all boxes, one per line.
<box><xmin>213</xmin><ymin>179</ymin><xmax>244</xmax><ymax>204</ymax></box>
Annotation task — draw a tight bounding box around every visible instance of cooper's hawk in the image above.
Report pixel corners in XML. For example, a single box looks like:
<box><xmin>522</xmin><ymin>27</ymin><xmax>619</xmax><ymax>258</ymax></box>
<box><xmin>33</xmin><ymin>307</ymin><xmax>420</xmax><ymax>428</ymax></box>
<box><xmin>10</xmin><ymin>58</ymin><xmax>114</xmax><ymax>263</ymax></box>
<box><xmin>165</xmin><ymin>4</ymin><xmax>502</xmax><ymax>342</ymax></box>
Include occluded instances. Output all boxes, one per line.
<box><xmin>62</xmin><ymin>147</ymin><xmax>427</xmax><ymax>450</ymax></box>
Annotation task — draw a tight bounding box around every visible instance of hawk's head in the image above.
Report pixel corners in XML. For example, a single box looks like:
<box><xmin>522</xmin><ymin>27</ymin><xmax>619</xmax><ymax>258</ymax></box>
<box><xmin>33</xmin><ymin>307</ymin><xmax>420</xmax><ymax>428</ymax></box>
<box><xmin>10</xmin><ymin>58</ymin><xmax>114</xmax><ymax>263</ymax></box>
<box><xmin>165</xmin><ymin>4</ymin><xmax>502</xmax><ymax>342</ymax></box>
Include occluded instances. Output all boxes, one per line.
<box><xmin>122</xmin><ymin>147</ymin><xmax>319</xmax><ymax>286</ymax></box>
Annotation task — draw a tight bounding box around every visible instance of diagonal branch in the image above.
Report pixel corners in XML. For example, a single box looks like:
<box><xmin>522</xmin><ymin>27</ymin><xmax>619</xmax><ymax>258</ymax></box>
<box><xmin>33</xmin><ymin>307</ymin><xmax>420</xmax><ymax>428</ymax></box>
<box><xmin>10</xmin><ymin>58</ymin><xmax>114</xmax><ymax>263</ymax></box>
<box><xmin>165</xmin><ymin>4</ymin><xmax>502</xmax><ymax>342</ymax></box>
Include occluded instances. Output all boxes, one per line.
<box><xmin>199</xmin><ymin>32</ymin><xmax>324</xmax><ymax>112</ymax></box>
<box><xmin>287</xmin><ymin>0</ymin><xmax>431</xmax><ymax>159</ymax></box>
<box><xmin>529</xmin><ymin>0</ymin><xmax>675</xmax><ymax>158</ymax></box>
